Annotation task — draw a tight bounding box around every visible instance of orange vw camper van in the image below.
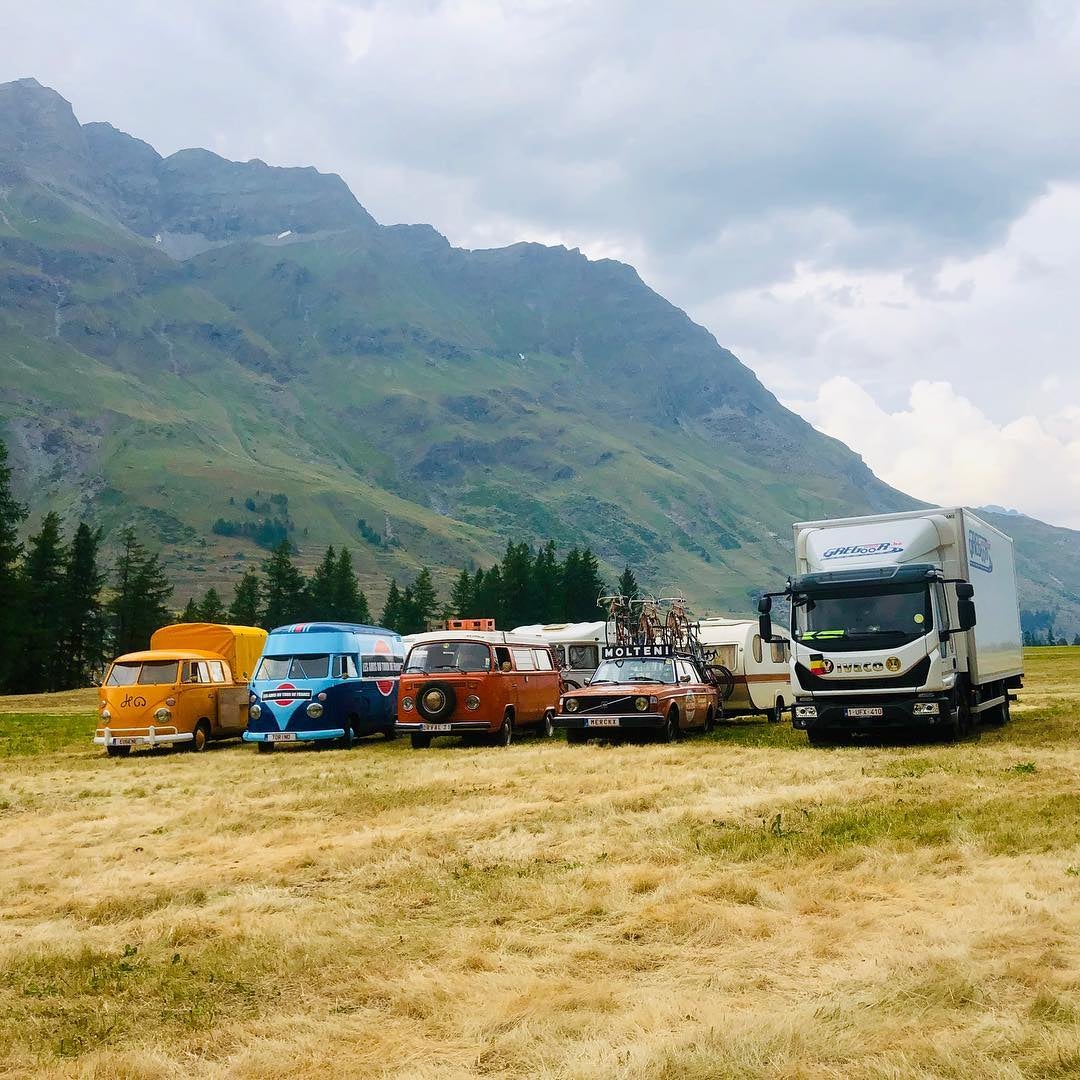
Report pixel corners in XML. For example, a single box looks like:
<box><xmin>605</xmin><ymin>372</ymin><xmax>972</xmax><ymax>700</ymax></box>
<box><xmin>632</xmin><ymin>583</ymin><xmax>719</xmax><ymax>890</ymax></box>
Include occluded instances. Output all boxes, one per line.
<box><xmin>95</xmin><ymin>623</ymin><xmax>266</xmax><ymax>756</ymax></box>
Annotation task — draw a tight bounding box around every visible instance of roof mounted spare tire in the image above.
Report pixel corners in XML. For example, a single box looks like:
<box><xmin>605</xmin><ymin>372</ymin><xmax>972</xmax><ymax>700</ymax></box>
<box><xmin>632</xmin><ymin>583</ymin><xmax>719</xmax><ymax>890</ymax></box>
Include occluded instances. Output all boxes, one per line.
<box><xmin>416</xmin><ymin>682</ymin><xmax>457</xmax><ymax>722</ymax></box>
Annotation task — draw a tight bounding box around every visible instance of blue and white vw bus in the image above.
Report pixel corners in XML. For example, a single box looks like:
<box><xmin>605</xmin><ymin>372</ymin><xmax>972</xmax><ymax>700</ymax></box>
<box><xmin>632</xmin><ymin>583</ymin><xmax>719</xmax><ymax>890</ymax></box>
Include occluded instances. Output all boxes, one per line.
<box><xmin>244</xmin><ymin>623</ymin><xmax>403</xmax><ymax>752</ymax></box>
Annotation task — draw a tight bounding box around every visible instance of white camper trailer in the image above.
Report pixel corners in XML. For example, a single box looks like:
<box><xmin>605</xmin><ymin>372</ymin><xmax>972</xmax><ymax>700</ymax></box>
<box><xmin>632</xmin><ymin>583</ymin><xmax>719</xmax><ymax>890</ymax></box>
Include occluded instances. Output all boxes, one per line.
<box><xmin>510</xmin><ymin>622</ymin><xmax>610</xmax><ymax>688</ymax></box>
<box><xmin>697</xmin><ymin>617</ymin><xmax>793</xmax><ymax>722</ymax></box>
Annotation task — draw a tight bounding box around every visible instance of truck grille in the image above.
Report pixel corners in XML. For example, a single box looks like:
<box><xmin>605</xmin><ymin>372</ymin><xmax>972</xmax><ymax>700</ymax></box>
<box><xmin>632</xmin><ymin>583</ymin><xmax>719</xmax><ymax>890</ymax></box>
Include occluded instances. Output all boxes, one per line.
<box><xmin>796</xmin><ymin>655</ymin><xmax>931</xmax><ymax>692</ymax></box>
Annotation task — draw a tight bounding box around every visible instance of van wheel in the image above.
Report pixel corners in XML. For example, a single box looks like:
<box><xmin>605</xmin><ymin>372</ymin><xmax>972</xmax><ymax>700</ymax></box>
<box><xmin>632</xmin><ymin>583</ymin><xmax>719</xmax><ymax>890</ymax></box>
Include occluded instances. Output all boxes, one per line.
<box><xmin>410</xmin><ymin>734</ymin><xmax>432</xmax><ymax>749</ymax></box>
<box><xmin>767</xmin><ymin>698</ymin><xmax>785</xmax><ymax>724</ymax></box>
<box><xmin>106</xmin><ymin>745</ymin><xmax>131</xmax><ymax>758</ymax></box>
<box><xmin>190</xmin><ymin>720</ymin><xmax>211</xmax><ymax>753</ymax></box>
<box><xmin>383</xmin><ymin>725</ymin><xmax>397</xmax><ymax>740</ymax></box>
<box><xmin>494</xmin><ymin>713</ymin><xmax>513</xmax><ymax>748</ymax></box>
<box><xmin>256</xmin><ymin>741</ymin><xmax>275</xmax><ymax>754</ymax></box>
<box><xmin>662</xmin><ymin>708</ymin><xmax>679</xmax><ymax>743</ymax></box>
<box><xmin>339</xmin><ymin>721</ymin><xmax>355</xmax><ymax>749</ymax></box>
<box><xmin>543</xmin><ymin>710</ymin><xmax>556</xmax><ymax>738</ymax></box>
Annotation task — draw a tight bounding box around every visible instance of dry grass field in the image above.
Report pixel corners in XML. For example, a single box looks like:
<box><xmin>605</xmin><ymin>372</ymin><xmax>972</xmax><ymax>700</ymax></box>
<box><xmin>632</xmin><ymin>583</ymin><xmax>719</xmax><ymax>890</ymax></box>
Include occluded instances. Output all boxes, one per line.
<box><xmin>1</xmin><ymin>649</ymin><xmax>1078</xmax><ymax>1079</ymax></box>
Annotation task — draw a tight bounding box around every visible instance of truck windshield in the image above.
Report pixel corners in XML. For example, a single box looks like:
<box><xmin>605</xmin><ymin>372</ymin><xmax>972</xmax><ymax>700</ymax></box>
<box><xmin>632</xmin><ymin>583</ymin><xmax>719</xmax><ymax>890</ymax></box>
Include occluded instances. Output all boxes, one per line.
<box><xmin>256</xmin><ymin>655</ymin><xmax>330</xmax><ymax>680</ymax></box>
<box><xmin>105</xmin><ymin>661</ymin><xmax>180</xmax><ymax>686</ymax></box>
<box><xmin>590</xmin><ymin>658</ymin><xmax>675</xmax><ymax>684</ymax></box>
<box><xmin>406</xmin><ymin>642</ymin><xmax>492</xmax><ymax>673</ymax></box>
<box><xmin>794</xmin><ymin>583</ymin><xmax>932</xmax><ymax>650</ymax></box>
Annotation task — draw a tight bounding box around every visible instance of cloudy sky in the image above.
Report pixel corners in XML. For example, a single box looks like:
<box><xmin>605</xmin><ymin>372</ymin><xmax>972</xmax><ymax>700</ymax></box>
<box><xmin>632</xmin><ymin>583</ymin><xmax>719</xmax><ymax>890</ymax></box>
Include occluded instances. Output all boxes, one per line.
<box><xmin>4</xmin><ymin>0</ymin><xmax>1080</xmax><ymax>526</ymax></box>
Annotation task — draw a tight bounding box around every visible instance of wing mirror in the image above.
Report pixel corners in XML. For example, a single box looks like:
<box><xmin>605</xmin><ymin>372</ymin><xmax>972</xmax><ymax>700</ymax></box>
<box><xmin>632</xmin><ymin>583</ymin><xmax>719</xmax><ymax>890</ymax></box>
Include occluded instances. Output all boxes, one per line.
<box><xmin>956</xmin><ymin>582</ymin><xmax>974</xmax><ymax>600</ymax></box>
<box><xmin>957</xmin><ymin>599</ymin><xmax>977</xmax><ymax>631</ymax></box>
<box><xmin>680</xmin><ymin>674</ymin><xmax>692</xmax><ymax>683</ymax></box>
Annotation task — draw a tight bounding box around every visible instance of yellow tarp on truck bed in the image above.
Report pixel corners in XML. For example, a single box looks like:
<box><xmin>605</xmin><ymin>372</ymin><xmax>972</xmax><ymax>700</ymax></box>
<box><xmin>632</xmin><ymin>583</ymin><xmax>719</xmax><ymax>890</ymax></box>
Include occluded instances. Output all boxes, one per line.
<box><xmin>149</xmin><ymin>624</ymin><xmax>267</xmax><ymax>684</ymax></box>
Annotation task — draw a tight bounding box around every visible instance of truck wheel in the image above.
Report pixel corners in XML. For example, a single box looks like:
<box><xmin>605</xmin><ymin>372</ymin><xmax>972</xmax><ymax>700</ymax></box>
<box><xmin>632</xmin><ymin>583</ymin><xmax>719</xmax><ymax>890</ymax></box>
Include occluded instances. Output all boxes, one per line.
<box><xmin>767</xmin><ymin>698</ymin><xmax>785</xmax><ymax>724</ymax></box>
<box><xmin>662</xmin><ymin>707</ymin><xmax>679</xmax><ymax>743</ymax></box>
<box><xmin>493</xmin><ymin>713</ymin><xmax>513</xmax><ymax>748</ymax></box>
<box><xmin>543</xmin><ymin>710</ymin><xmax>556</xmax><ymax>738</ymax></box>
<box><xmin>189</xmin><ymin>719</ymin><xmax>211</xmax><ymax>753</ymax></box>
<box><xmin>256</xmin><ymin>741</ymin><xmax>275</xmax><ymax>754</ymax></box>
<box><xmin>410</xmin><ymin>733</ymin><xmax>432</xmax><ymax>749</ymax></box>
<box><xmin>106</xmin><ymin>744</ymin><xmax>131</xmax><ymax>758</ymax></box>
<box><xmin>945</xmin><ymin>696</ymin><xmax>972</xmax><ymax>741</ymax></box>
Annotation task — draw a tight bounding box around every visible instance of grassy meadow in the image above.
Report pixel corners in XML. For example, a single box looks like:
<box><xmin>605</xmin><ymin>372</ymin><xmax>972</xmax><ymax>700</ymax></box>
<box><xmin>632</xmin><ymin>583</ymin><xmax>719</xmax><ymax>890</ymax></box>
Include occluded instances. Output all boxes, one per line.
<box><xmin>0</xmin><ymin>650</ymin><xmax>1078</xmax><ymax>1078</ymax></box>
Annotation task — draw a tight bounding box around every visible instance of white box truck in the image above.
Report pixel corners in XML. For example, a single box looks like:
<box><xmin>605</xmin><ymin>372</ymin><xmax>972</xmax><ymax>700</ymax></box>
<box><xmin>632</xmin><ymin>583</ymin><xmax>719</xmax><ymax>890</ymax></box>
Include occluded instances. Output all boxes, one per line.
<box><xmin>757</xmin><ymin>507</ymin><xmax>1023</xmax><ymax>744</ymax></box>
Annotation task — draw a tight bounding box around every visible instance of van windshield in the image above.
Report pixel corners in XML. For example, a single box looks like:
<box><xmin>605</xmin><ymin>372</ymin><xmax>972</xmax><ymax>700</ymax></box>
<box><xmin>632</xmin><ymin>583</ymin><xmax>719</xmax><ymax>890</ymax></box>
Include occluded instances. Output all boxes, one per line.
<box><xmin>256</xmin><ymin>655</ymin><xmax>330</xmax><ymax>680</ymax></box>
<box><xmin>406</xmin><ymin>642</ymin><xmax>492</xmax><ymax>673</ymax></box>
<box><xmin>105</xmin><ymin>661</ymin><xmax>180</xmax><ymax>686</ymax></box>
<box><xmin>590</xmin><ymin>658</ymin><xmax>675</xmax><ymax>684</ymax></box>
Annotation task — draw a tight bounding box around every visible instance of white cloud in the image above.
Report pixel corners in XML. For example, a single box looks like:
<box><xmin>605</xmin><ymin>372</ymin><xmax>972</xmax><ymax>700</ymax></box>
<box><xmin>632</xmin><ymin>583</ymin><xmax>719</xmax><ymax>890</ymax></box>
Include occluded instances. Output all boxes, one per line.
<box><xmin>793</xmin><ymin>376</ymin><xmax>1080</xmax><ymax>528</ymax></box>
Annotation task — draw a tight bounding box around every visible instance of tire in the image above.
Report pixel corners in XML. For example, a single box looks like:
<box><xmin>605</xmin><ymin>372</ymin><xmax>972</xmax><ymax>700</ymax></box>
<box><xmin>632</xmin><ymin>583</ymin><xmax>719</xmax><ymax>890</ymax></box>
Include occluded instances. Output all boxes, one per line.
<box><xmin>946</xmin><ymin>693</ymin><xmax>972</xmax><ymax>741</ymax></box>
<box><xmin>703</xmin><ymin>708</ymin><xmax>715</xmax><ymax>735</ymax></box>
<box><xmin>416</xmin><ymin>682</ymin><xmax>457</xmax><ymax>723</ymax></box>
<box><xmin>256</xmin><ymin>741</ymin><xmax>275</xmax><ymax>754</ymax></box>
<box><xmin>493</xmin><ymin>713</ymin><xmax>513</xmax><ymax>748</ymax></box>
<box><xmin>410</xmin><ymin>733</ymin><xmax>432</xmax><ymax>749</ymax></box>
<box><xmin>661</xmin><ymin>707</ymin><xmax>679</xmax><ymax>744</ymax></box>
<box><xmin>567</xmin><ymin>728</ymin><xmax>587</xmax><ymax>745</ymax></box>
<box><xmin>106</xmin><ymin>744</ymin><xmax>131</xmax><ymax>758</ymax></box>
<box><xmin>543</xmin><ymin>710</ymin><xmax>556</xmax><ymax>739</ymax></box>
<box><xmin>767</xmin><ymin>698</ymin><xmax>785</xmax><ymax>724</ymax></box>
<box><xmin>339</xmin><ymin>720</ymin><xmax>355</xmax><ymax>750</ymax></box>
<box><xmin>189</xmin><ymin>719</ymin><xmax>211</xmax><ymax>753</ymax></box>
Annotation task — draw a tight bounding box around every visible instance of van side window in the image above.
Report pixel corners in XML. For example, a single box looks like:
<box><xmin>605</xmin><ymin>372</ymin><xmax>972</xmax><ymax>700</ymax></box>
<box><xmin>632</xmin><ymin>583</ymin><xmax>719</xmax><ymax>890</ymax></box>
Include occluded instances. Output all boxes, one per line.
<box><xmin>553</xmin><ymin>644</ymin><xmax>566</xmax><ymax>667</ymax></box>
<box><xmin>511</xmin><ymin>648</ymin><xmax>536</xmax><ymax>670</ymax></box>
<box><xmin>495</xmin><ymin>647</ymin><xmax>512</xmax><ymax>672</ymax></box>
<box><xmin>208</xmin><ymin>661</ymin><xmax>226</xmax><ymax>684</ymax></box>
<box><xmin>568</xmin><ymin>644</ymin><xmax>598</xmax><ymax>669</ymax></box>
<box><xmin>334</xmin><ymin>655</ymin><xmax>359</xmax><ymax>678</ymax></box>
<box><xmin>185</xmin><ymin>661</ymin><xmax>211</xmax><ymax>683</ymax></box>
<box><xmin>752</xmin><ymin>635</ymin><xmax>763</xmax><ymax>664</ymax></box>
<box><xmin>533</xmin><ymin>649</ymin><xmax>553</xmax><ymax>670</ymax></box>
<box><xmin>770</xmin><ymin>641</ymin><xmax>789</xmax><ymax>664</ymax></box>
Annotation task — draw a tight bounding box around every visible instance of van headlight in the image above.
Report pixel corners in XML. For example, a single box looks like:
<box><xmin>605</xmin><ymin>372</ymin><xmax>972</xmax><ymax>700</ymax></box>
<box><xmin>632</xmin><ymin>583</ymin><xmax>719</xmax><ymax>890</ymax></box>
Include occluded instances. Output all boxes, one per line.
<box><xmin>564</xmin><ymin>698</ymin><xmax>579</xmax><ymax>713</ymax></box>
<box><xmin>249</xmin><ymin>703</ymin><xmax>262</xmax><ymax>720</ymax></box>
<box><xmin>402</xmin><ymin>696</ymin><xmax>414</xmax><ymax>711</ymax></box>
<box><xmin>634</xmin><ymin>696</ymin><xmax>649</xmax><ymax>712</ymax></box>
<box><xmin>306</xmin><ymin>702</ymin><xmax>324</xmax><ymax>719</ymax></box>
<box><xmin>153</xmin><ymin>707</ymin><xmax>171</xmax><ymax>723</ymax></box>
<box><xmin>100</xmin><ymin>707</ymin><xmax>111</xmax><ymax>721</ymax></box>
<box><xmin>465</xmin><ymin>695</ymin><xmax>480</xmax><ymax>711</ymax></box>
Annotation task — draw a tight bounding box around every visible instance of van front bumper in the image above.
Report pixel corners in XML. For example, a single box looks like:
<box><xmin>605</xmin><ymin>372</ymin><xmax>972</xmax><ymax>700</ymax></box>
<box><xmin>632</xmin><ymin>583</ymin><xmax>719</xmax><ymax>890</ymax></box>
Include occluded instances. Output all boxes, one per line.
<box><xmin>94</xmin><ymin>727</ymin><xmax>193</xmax><ymax>748</ymax></box>
<box><xmin>243</xmin><ymin>729</ymin><xmax>345</xmax><ymax>743</ymax></box>
<box><xmin>395</xmin><ymin>720</ymin><xmax>492</xmax><ymax>735</ymax></box>
<box><xmin>554</xmin><ymin>712</ymin><xmax>665</xmax><ymax>732</ymax></box>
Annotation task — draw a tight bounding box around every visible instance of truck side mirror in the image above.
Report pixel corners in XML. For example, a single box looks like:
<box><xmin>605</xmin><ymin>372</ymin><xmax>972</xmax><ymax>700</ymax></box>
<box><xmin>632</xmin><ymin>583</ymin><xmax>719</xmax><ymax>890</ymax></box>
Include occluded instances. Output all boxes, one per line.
<box><xmin>956</xmin><ymin>582</ymin><xmax>975</xmax><ymax>600</ymax></box>
<box><xmin>957</xmin><ymin>599</ymin><xmax>977</xmax><ymax>631</ymax></box>
<box><xmin>759</xmin><ymin>612</ymin><xmax>773</xmax><ymax>643</ymax></box>
<box><xmin>757</xmin><ymin>596</ymin><xmax>772</xmax><ymax>614</ymax></box>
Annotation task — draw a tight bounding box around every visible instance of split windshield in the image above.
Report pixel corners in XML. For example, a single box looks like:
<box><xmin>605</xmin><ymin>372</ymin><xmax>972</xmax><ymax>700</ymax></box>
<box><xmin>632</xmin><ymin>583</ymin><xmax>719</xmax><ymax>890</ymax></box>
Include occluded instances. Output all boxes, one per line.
<box><xmin>105</xmin><ymin>661</ymin><xmax>180</xmax><ymax>686</ymax></box>
<box><xmin>406</xmin><ymin>641</ymin><xmax>492</xmax><ymax>673</ymax></box>
<box><xmin>256</xmin><ymin>655</ymin><xmax>330</xmax><ymax>681</ymax></box>
<box><xmin>794</xmin><ymin>583</ymin><xmax>932</xmax><ymax>651</ymax></box>
<box><xmin>590</xmin><ymin>658</ymin><xmax>675</xmax><ymax>684</ymax></box>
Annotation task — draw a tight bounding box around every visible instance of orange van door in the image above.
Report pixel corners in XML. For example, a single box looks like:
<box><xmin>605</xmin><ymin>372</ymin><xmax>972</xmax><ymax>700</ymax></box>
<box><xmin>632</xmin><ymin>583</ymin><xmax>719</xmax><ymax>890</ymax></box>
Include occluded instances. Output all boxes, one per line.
<box><xmin>532</xmin><ymin>647</ymin><xmax>559</xmax><ymax>715</ymax></box>
<box><xmin>510</xmin><ymin>647</ymin><xmax>540</xmax><ymax>723</ymax></box>
<box><xmin>494</xmin><ymin>646</ymin><xmax>519</xmax><ymax>726</ymax></box>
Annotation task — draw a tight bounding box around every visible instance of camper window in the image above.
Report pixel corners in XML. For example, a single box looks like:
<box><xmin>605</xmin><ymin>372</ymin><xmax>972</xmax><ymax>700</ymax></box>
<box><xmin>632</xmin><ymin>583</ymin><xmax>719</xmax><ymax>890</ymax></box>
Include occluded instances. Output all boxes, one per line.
<box><xmin>752</xmin><ymin>635</ymin><xmax>763</xmax><ymax>664</ymax></box>
<box><xmin>533</xmin><ymin>649</ymin><xmax>553</xmax><ymax>670</ymax></box>
<box><xmin>708</xmin><ymin>645</ymin><xmax>737</xmax><ymax>669</ymax></box>
<box><xmin>334</xmin><ymin>655</ymin><xmax>359</xmax><ymax>679</ymax></box>
<box><xmin>769</xmin><ymin>640</ymin><xmax>789</xmax><ymax>664</ymax></box>
<box><xmin>208</xmin><ymin>661</ymin><xmax>226</xmax><ymax>684</ymax></box>
<box><xmin>568</xmin><ymin>644</ymin><xmax>599</xmax><ymax>669</ymax></box>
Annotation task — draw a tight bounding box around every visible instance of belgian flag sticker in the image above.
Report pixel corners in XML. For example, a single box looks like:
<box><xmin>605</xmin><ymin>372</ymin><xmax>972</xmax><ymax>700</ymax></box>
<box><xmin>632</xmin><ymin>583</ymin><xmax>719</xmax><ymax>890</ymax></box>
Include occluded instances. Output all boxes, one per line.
<box><xmin>809</xmin><ymin>653</ymin><xmax>831</xmax><ymax>676</ymax></box>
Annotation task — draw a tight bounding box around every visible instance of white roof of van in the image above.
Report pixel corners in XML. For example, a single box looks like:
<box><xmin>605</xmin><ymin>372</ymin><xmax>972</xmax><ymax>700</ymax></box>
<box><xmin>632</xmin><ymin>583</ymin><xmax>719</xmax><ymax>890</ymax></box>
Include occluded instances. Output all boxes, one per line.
<box><xmin>510</xmin><ymin>621</ymin><xmax>609</xmax><ymax>642</ymax></box>
<box><xmin>403</xmin><ymin>629</ymin><xmax>550</xmax><ymax>648</ymax></box>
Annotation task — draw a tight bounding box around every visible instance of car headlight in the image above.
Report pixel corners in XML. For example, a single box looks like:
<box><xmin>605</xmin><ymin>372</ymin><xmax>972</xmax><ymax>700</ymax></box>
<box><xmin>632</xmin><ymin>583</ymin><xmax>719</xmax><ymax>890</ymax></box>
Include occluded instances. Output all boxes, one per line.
<box><xmin>249</xmin><ymin>703</ymin><xmax>262</xmax><ymax>720</ymax></box>
<box><xmin>634</xmin><ymin>696</ymin><xmax>649</xmax><ymax>712</ymax></box>
<box><xmin>402</xmin><ymin>696</ymin><xmax>414</xmax><ymax>711</ymax></box>
<box><xmin>794</xmin><ymin>704</ymin><xmax>818</xmax><ymax>718</ymax></box>
<box><xmin>153</xmin><ymin>707</ymin><xmax>171</xmax><ymax>723</ymax></box>
<box><xmin>100</xmin><ymin>707</ymin><xmax>111</xmax><ymax>721</ymax></box>
<box><xmin>564</xmin><ymin>698</ymin><xmax>579</xmax><ymax>713</ymax></box>
<box><xmin>465</xmin><ymin>695</ymin><xmax>480</xmax><ymax>711</ymax></box>
<box><xmin>306</xmin><ymin>702</ymin><xmax>324</xmax><ymax>719</ymax></box>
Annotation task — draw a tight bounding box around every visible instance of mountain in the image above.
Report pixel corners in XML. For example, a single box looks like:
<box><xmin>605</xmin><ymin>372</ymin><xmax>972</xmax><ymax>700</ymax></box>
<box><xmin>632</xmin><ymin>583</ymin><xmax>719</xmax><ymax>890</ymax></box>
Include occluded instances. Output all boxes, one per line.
<box><xmin>1</xmin><ymin>77</ymin><xmax>1077</xmax><ymax>634</ymax></box>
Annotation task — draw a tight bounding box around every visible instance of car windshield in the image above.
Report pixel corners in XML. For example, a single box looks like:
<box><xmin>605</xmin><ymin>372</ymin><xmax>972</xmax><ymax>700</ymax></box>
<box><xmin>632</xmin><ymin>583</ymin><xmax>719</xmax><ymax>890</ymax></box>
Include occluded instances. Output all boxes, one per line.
<box><xmin>406</xmin><ymin>642</ymin><xmax>492</xmax><ymax>673</ymax></box>
<box><xmin>256</xmin><ymin>655</ymin><xmax>330</xmax><ymax>681</ymax></box>
<box><xmin>106</xmin><ymin>661</ymin><xmax>179</xmax><ymax>686</ymax></box>
<box><xmin>794</xmin><ymin>583</ymin><xmax>932</xmax><ymax>651</ymax></box>
<box><xmin>590</xmin><ymin>658</ymin><xmax>675</xmax><ymax>684</ymax></box>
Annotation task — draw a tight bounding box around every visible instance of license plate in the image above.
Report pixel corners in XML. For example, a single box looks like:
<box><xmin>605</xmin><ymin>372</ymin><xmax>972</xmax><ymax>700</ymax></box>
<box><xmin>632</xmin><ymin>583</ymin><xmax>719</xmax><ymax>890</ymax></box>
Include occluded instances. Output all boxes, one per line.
<box><xmin>421</xmin><ymin>724</ymin><xmax>452</xmax><ymax>732</ymax></box>
<box><xmin>111</xmin><ymin>737</ymin><xmax>138</xmax><ymax>745</ymax></box>
<box><xmin>586</xmin><ymin>717</ymin><xmax>620</xmax><ymax>727</ymax></box>
<box><xmin>845</xmin><ymin>707</ymin><xmax>883</xmax><ymax>718</ymax></box>
<box><xmin>266</xmin><ymin>732</ymin><xmax>297</xmax><ymax>742</ymax></box>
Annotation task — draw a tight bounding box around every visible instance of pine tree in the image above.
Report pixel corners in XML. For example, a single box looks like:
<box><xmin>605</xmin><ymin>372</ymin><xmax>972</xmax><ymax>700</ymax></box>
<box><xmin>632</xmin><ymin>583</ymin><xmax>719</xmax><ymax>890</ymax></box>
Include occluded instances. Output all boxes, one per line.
<box><xmin>307</xmin><ymin>546</ymin><xmax>338</xmax><ymax>619</ymax></box>
<box><xmin>106</xmin><ymin>527</ymin><xmax>174</xmax><ymax>655</ymax></box>
<box><xmin>563</xmin><ymin>546</ymin><xmax>605</xmax><ymax>621</ymax></box>
<box><xmin>405</xmin><ymin>568</ymin><xmax>439</xmax><ymax>633</ymax></box>
<box><xmin>16</xmin><ymin>512</ymin><xmax>66</xmax><ymax>692</ymax></box>
<box><xmin>261</xmin><ymin>539</ymin><xmax>307</xmax><ymax>628</ymax></box>
<box><xmin>475</xmin><ymin>564</ymin><xmax>504</xmax><ymax>624</ymax></box>
<box><xmin>617</xmin><ymin>564</ymin><xmax>640</xmax><ymax>602</ymax></box>
<box><xmin>447</xmin><ymin>568</ymin><xmax>474</xmax><ymax>619</ymax></box>
<box><xmin>0</xmin><ymin>438</ymin><xmax>27</xmax><ymax>692</ymax></box>
<box><xmin>60</xmin><ymin>522</ymin><xmax>106</xmax><ymax>688</ymax></box>
<box><xmin>229</xmin><ymin>569</ymin><xmax>262</xmax><ymax>626</ymax></box>
<box><xmin>332</xmin><ymin>548</ymin><xmax>370</xmax><ymax>623</ymax></box>
<box><xmin>470</xmin><ymin>568</ymin><xmax>486</xmax><ymax>617</ymax></box>
<box><xmin>499</xmin><ymin>541</ymin><xmax>534</xmax><ymax>629</ymax></box>
<box><xmin>381</xmin><ymin>579</ymin><xmax>404</xmax><ymax>631</ymax></box>
<box><xmin>531</xmin><ymin>541</ymin><xmax>561</xmax><ymax>623</ymax></box>
<box><xmin>196</xmin><ymin>586</ymin><xmax>227</xmax><ymax>622</ymax></box>
<box><xmin>180</xmin><ymin>597</ymin><xmax>201</xmax><ymax>622</ymax></box>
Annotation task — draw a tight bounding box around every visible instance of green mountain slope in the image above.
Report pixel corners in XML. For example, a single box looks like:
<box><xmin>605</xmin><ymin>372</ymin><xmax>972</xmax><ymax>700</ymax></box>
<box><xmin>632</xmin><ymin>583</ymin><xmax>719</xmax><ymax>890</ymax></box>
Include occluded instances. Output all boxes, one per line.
<box><xmin>1</xmin><ymin>77</ymin><xmax>1077</xmax><ymax>634</ymax></box>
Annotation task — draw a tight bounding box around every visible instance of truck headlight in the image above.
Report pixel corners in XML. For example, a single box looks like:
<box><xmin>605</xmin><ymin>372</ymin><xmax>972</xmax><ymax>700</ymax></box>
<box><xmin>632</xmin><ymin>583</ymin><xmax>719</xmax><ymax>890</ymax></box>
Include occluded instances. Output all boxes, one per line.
<box><xmin>153</xmin><ymin>707</ymin><xmax>171</xmax><ymax>723</ymax></box>
<box><xmin>634</xmin><ymin>696</ymin><xmax>649</xmax><ymax>712</ymax></box>
<box><xmin>565</xmin><ymin>698</ymin><xmax>579</xmax><ymax>713</ymax></box>
<box><xmin>465</xmin><ymin>695</ymin><xmax>480</xmax><ymax>710</ymax></box>
<box><xmin>306</xmin><ymin>702</ymin><xmax>324</xmax><ymax>719</ymax></box>
<box><xmin>913</xmin><ymin>702</ymin><xmax>940</xmax><ymax>715</ymax></box>
<box><xmin>794</xmin><ymin>704</ymin><xmax>818</xmax><ymax>719</ymax></box>
<box><xmin>402</xmin><ymin>696</ymin><xmax>414</xmax><ymax>711</ymax></box>
<box><xmin>249</xmin><ymin>703</ymin><xmax>262</xmax><ymax>720</ymax></box>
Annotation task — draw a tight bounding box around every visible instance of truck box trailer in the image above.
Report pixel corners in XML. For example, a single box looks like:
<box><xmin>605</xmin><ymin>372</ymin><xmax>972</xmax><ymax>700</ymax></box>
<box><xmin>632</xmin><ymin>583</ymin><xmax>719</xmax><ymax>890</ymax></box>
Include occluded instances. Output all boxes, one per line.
<box><xmin>758</xmin><ymin>507</ymin><xmax>1023</xmax><ymax>743</ymax></box>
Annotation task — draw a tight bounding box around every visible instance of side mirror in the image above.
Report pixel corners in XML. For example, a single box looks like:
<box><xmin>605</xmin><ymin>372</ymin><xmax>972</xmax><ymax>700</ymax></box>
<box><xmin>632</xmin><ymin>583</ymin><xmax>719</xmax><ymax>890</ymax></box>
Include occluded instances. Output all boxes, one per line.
<box><xmin>957</xmin><ymin>599</ymin><xmax>977</xmax><ymax>631</ymax></box>
<box><xmin>757</xmin><ymin>595</ymin><xmax>772</xmax><ymax>614</ymax></box>
<box><xmin>680</xmin><ymin>674</ymin><xmax>692</xmax><ymax>683</ymax></box>
<box><xmin>583</xmin><ymin>678</ymin><xmax>591</xmax><ymax>686</ymax></box>
<box><xmin>759</xmin><ymin>612</ymin><xmax>773</xmax><ymax>643</ymax></box>
<box><xmin>956</xmin><ymin>582</ymin><xmax>975</xmax><ymax>600</ymax></box>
